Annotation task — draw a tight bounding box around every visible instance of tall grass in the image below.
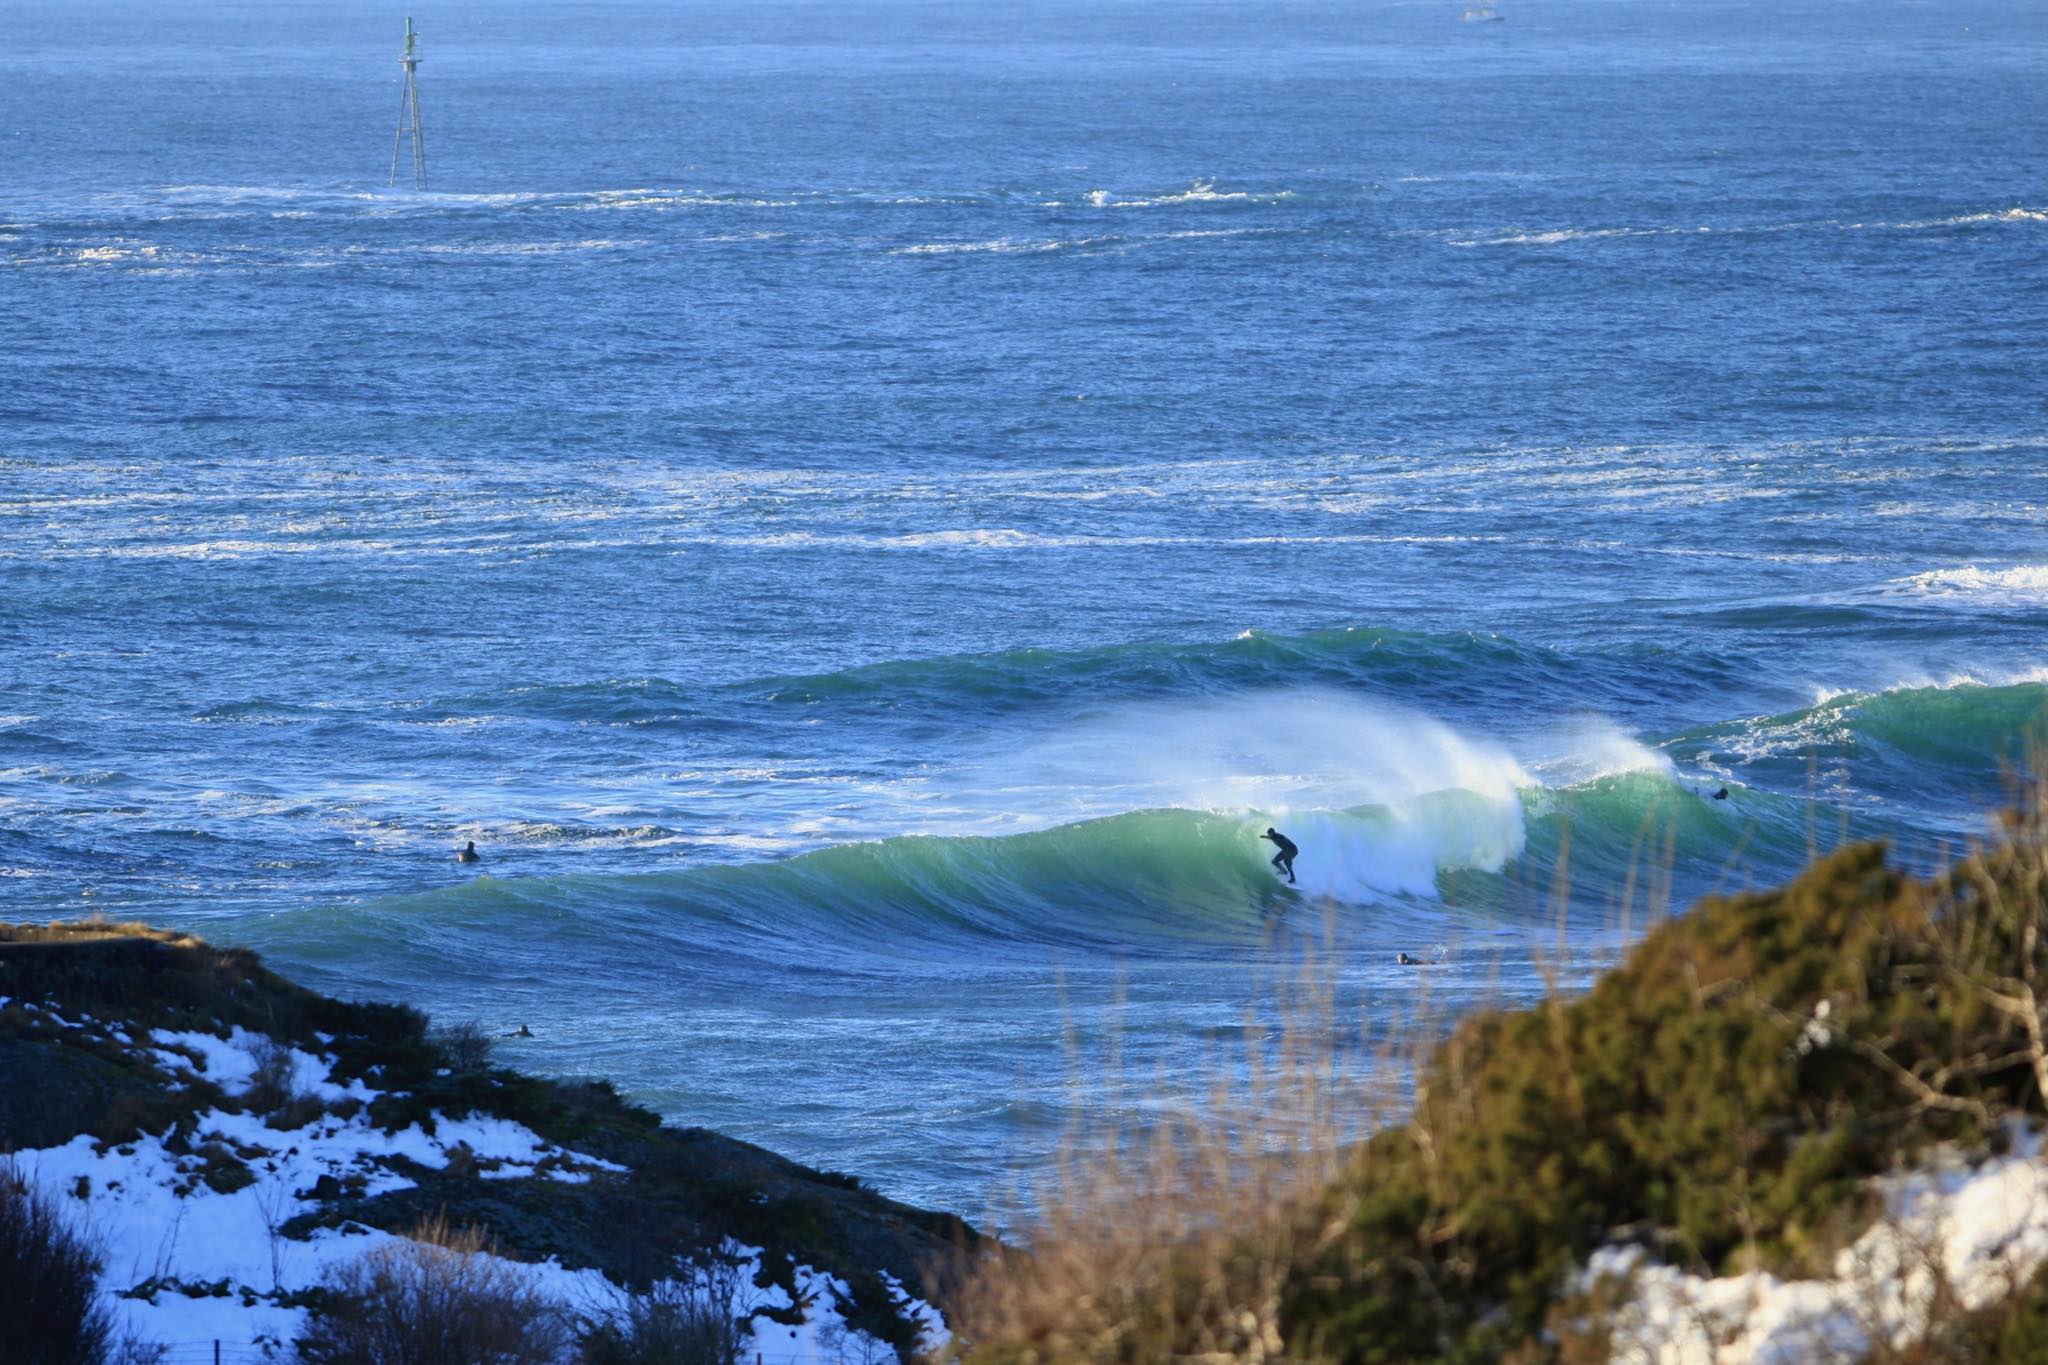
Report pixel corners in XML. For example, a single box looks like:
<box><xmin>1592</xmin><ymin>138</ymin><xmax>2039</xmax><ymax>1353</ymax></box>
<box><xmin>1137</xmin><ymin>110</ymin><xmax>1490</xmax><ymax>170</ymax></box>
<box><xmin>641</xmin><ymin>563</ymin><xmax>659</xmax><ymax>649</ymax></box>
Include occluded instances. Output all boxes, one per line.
<box><xmin>954</xmin><ymin>939</ymin><xmax>1435</xmax><ymax>1364</ymax></box>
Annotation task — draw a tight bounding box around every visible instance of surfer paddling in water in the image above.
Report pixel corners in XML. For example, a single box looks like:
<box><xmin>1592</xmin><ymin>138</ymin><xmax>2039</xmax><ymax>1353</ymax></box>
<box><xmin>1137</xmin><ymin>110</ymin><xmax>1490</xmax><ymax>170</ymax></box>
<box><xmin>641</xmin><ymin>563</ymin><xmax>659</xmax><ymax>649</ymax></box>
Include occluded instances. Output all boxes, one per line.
<box><xmin>1262</xmin><ymin>827</ymin><xmax>1298</xmax><ymax>884</ymax></box>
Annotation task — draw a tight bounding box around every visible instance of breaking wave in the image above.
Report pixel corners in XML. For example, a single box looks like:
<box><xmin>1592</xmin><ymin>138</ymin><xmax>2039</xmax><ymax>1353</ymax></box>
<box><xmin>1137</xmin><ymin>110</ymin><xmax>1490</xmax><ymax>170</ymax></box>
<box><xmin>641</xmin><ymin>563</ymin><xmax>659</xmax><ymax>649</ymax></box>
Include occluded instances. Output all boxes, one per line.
<box><xmin>335</xmin><ymin>666</ymin><xmax>2048</xmax><ymax>959</ymax></box>
<box><xmin>344</xmin><ymin>690</ymin><xmax>1738</xmax><ymax>958</ymax></box>
<box><xmin>361</xmin><ymin>797</ymin><xmax>1536</xmax><ymax>962</ymax></box>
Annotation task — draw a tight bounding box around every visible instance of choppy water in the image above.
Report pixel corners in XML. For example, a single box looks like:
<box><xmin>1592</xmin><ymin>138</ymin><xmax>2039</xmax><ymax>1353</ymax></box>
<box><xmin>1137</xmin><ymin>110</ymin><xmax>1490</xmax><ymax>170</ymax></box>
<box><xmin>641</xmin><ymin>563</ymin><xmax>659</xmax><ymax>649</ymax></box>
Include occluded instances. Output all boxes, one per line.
<box><xmin>3</xmin><ymin>0</ymin><xmax>2044</xmax><ymax>1216</ymax></box>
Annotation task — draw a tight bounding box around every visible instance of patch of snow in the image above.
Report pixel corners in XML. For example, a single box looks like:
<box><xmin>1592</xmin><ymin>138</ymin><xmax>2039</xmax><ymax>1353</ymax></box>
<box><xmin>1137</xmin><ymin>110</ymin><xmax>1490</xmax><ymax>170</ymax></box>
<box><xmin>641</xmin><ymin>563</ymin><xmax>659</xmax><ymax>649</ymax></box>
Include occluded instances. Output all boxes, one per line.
<box><xmin>431</xmin><ymin>1113</ymin><xmax>585</xmax><ymax>1168</ymax></box>
<box><xmin>1582</xmin><ymin>1123</ymin><xmax>2048</xmax><ymax>1363</ymax></box>
<box><xmin>148</xmin><ymin>1025</ymin><xmax>374</xmax><ymax>1103</ymax></box>
<box><xmin>1796</xmin><ymin>998</ymin><xmax>1834</xmax><ymax>1056</ymax></box>
<box><xmin>881</xmin><ymin>1269</ymin><xmax>952</xmax><ymax>1355</ymax></box>
<box><xmin>742</xmin><ymin>1255</ymin><xmax>893</xmax><ymax>1364</ymax></box>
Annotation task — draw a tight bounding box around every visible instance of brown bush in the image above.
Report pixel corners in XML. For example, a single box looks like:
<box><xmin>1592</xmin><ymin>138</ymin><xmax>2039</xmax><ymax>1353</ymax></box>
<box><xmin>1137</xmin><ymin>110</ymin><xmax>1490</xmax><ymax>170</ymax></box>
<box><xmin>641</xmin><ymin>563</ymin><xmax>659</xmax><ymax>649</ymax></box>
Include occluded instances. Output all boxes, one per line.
<box><xmin>577</xmin><ymin>1257</ymin><xmax>752</xmax><ymax>1365</ymax></box>
<box><xmin>295</xmin><ymin>1213</ymin><xmax>571</xmax><ymax>1365</ymax></box>
<box><xmin>432</xmin><ymin>1020</ymin><xmax>496</xmax><ymax>1075</ymax></box>
<box><xmin>0</xmin><ymin>1162</ymin><xmax>116</xmax><ymax>1365</ymax></box>
<box><xmin>244</xmin><ymin>1033</ymin><xmax>303</xmax><ymax>1115</ymax></box>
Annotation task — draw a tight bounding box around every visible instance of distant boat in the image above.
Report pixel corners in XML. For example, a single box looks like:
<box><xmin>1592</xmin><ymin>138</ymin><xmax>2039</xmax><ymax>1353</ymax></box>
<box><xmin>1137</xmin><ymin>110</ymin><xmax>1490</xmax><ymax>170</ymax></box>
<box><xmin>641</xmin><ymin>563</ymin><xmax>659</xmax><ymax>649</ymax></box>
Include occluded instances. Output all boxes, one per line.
<box><xmin>1462</xmin><ymin>4</ymin><xmax>1504</xmax><ymax>20</ymax></box>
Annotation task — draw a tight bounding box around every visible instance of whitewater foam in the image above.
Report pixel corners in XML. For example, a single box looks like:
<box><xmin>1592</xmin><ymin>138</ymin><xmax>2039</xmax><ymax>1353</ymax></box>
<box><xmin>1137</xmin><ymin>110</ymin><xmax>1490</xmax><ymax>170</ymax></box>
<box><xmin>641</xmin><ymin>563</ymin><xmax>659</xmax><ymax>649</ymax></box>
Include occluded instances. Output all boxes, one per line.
<box><xmin>1885</xmin><ymin>564</ymin><xmax>2048</xmax><ymax>607</ymax></box>
<box><xmin>1277</xmin><ymin>793</ymin><xmax>1526</xmax><ymax>901</ymax></box>
<box><xmin>1521</xmin><ymin>719</ymin><xmax>1676</xmax><ymax>788</ymax></box>
<box><xmin>1043</xmin><ymin>180</ymin><xmax>1292</xmax><ymax>209</ymax></box>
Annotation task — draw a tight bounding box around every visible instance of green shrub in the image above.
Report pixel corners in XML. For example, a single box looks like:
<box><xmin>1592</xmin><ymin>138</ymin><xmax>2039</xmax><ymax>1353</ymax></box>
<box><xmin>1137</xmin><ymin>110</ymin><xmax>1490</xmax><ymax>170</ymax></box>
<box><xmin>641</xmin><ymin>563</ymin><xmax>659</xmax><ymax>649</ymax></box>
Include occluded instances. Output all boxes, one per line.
<box><xmin>1989</xmin><ymin>1263</ymin><xmax>2048</xmax><ymax>1364</ymax></box>
<box><xmin>1285</xmin><ymin>830</ymin><xmax>2046</xmax><ymax>1361</ymax></box>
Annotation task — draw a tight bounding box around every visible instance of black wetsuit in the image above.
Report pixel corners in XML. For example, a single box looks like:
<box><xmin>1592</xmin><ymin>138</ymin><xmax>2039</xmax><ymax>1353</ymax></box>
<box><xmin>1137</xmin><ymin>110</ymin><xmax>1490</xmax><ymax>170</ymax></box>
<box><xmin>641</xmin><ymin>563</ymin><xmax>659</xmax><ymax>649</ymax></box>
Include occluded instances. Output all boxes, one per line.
<box><xmin>1262</xmin><ymin>829</ymin><xmax>1298</xmax><ymax>884</ymax></box>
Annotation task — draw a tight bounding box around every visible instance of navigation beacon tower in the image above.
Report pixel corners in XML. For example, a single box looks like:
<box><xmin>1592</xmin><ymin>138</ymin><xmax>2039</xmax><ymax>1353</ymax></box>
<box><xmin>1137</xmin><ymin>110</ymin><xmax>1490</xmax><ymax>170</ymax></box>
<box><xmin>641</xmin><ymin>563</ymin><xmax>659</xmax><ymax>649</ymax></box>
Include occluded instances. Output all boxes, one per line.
<box><xmin>389</xmin><ymin>18</ymin><xmax>427</xmax><ymax>190</ymax></box>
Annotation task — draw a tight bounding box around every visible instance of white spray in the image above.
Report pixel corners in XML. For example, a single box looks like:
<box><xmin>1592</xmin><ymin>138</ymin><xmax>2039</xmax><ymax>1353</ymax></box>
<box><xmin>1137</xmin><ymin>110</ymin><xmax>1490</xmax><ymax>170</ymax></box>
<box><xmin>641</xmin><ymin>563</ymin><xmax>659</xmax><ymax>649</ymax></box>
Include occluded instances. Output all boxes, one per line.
<box><xmin>969</xmin><ymin>689</ymin><xmax>1536</xmax><ymax>901</ymax></box>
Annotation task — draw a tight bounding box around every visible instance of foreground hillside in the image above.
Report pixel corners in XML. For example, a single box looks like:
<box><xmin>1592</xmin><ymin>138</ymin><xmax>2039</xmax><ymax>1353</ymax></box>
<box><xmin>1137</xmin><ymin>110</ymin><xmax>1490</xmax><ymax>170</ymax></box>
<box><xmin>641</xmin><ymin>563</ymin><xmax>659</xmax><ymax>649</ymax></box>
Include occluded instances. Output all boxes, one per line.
<box><xmin>0</xmin><ymin>922</ymin><xmax>973</xmax><ymax>1361</ymax></box>
<box><xmin>957</xmin><ymin>802</ymin><xmax>2048</xmax><ymax>1364</ymax></box>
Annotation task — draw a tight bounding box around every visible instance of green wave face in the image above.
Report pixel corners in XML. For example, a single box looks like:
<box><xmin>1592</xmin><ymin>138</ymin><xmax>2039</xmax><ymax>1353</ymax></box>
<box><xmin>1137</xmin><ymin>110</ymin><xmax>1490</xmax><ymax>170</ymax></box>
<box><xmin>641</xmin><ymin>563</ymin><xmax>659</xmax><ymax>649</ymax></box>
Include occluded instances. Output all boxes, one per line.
<box><xmin>364</xmin><ymin>795</ymin><xmax>1532</xmax><ymax>967</ymax></box>
<box><xmin>1667</xmin><ymin>680</ymin><xmax>2048</xmax><ymax>824</ymax></box>
<box><xmin>362</xmin><ymin>786</ymin><xmax>1546</xmax><ymax>963</ymax></box>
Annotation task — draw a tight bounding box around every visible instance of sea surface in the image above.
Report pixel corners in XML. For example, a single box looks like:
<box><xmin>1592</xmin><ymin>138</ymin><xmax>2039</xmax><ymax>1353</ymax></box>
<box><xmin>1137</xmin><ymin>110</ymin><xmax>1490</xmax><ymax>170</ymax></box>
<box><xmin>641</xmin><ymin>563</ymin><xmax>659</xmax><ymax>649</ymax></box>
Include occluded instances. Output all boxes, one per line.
<box><xmin>2</xmin><ymin>0</ymin><xmax>2044</xmax><ymax>1217</ymax></box>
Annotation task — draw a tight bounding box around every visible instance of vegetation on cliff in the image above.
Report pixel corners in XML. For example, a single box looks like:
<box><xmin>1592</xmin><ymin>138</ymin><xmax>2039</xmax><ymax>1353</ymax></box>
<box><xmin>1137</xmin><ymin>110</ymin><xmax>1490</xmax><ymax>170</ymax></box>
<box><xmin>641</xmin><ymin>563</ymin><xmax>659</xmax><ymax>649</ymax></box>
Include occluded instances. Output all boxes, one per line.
<box><xmin>0</xmin><ymin>921</ymin><xmax>974</xmax><ymax>1359</ymax></box>
<box><xmin>955</xmin><ymin>797</ymin><xmax>2048</xmax><ymax>1363</ymax></box>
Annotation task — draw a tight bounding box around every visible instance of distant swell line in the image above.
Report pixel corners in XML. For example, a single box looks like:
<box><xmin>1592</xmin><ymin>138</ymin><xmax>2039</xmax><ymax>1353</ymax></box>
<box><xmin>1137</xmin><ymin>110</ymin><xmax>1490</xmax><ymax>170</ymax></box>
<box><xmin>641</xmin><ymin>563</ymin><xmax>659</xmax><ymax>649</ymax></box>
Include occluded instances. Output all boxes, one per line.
<box><xmin>1445</xmin><ymin>207</ymin><xmax>2047</xmax><ymax>248</ymax></box>
<box><xmin>890</xmin><ymin>227</ymin><xmax>1271</xmax><ymax>257</ymax></box>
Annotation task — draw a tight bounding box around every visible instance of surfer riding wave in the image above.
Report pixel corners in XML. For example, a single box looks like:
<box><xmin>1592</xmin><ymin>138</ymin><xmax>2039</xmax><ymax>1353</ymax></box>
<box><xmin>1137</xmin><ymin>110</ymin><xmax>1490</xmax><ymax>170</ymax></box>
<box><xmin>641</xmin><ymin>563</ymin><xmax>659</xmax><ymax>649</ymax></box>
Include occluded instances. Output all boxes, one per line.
<box><xmin>1261</xmin><ymin>826</ymin><xmax>1298</xmax><ymax>884</ymax></box>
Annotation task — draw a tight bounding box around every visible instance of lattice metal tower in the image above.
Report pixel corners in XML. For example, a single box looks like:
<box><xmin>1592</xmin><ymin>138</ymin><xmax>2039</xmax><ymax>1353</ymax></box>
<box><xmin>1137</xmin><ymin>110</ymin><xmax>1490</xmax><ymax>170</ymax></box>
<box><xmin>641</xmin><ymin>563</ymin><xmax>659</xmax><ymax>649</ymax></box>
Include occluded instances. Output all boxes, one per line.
<box><xmin>389</xmin><ymin>17</ymin><xmax>427</xmax><ymax>190</ymax></box>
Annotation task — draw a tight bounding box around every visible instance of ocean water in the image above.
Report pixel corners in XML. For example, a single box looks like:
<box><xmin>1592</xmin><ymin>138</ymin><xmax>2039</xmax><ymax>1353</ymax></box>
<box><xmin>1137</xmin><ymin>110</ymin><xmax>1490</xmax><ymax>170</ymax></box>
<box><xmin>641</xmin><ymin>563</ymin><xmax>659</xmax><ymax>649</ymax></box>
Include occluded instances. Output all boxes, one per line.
<box><xmin>2</xmin><ymin>0</ymin><xmax>2044</xmax><ymax>1216</ymax></box>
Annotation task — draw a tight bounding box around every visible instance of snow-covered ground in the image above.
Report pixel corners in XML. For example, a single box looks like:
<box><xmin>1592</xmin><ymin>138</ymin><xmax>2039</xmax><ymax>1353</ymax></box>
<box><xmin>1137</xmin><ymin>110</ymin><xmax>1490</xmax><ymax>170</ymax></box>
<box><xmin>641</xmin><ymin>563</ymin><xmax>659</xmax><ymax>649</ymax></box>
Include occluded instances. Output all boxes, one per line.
<box><xmin>1581</xmin><ymin>1123</ymin><xmax>2048</xmax><ymax>1364</ymax></box>
<box><xmin>7</xmin><ymin>999</ymin><xmax>942</xmax><ymax>1362</ymax></box>
<box><xmin>41</xmin><ymin>992</ymin><xmax>2044</xmax><ymax>1364</ymax></box>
